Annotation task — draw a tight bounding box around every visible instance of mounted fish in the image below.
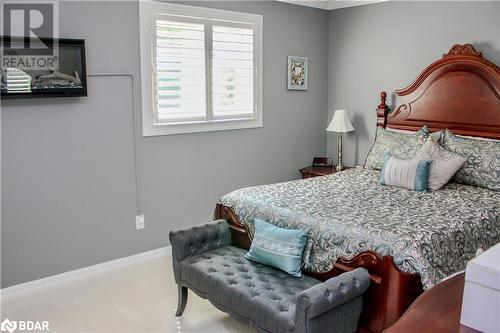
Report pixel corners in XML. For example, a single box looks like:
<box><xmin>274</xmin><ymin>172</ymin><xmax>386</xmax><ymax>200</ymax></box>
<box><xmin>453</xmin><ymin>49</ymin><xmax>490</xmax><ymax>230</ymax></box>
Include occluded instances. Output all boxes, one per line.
<box><xmin>33</xmin><ymin>70</ymin><xmax>82</xmax><ymax>89</ymax></box>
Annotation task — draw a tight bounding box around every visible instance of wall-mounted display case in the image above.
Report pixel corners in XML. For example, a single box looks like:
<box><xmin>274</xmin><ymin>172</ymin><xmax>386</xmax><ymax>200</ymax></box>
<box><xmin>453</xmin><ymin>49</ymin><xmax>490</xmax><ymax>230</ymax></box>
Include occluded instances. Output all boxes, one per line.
<box><xmin>1</xmin><ymin>37</ymin><xmax>87</xmax><ymax>99</ymax></box>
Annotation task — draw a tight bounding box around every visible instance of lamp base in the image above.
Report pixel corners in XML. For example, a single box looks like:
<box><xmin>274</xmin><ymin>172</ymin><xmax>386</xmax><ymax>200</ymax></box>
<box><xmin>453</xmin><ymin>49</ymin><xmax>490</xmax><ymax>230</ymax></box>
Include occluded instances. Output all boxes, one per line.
<box><xmin>336</xmin><ymin>133</ymin><xmax>344</xmax><ymax>172</ymax></box>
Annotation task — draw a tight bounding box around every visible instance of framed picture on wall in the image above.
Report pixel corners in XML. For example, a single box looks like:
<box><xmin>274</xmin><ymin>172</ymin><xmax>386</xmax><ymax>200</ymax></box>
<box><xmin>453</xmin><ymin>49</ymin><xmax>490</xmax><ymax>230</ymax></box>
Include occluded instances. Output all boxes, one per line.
<box><xmin>287</xmin><ymin>55</ymin><xmax>307</xmax><ymax>91</ymax></box>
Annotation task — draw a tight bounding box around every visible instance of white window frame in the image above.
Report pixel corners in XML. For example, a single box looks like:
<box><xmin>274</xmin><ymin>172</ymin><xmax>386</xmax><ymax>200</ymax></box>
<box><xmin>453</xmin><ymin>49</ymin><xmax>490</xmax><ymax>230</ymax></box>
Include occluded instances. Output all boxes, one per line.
<box><xmin>139</xmin><ymin>1</ymin><xmax>263</xmax><ymax>136</ymax></box>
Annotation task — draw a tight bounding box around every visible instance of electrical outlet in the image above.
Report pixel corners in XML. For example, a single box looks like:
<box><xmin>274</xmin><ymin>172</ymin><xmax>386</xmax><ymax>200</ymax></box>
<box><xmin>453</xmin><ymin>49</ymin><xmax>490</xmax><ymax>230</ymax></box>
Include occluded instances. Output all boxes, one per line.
<box><xmin>136</xmin><ymin>214</ymin><xmax>145</xmax><ymax>230</ymax></box>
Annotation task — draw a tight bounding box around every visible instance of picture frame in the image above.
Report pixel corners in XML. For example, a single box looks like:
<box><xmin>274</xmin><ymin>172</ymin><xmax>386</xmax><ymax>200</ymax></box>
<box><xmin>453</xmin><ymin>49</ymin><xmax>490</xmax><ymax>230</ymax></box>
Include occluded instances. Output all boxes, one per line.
<box><xmin>287</xmin><ymin>55</ymin><xmax>307</xmax><ymax>91</ymax></box>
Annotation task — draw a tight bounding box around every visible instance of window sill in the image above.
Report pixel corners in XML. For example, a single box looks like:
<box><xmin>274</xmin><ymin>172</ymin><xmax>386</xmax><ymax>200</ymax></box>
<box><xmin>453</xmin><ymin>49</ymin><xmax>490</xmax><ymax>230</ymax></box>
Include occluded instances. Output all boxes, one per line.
<box><xmin>143</xmin><ymin>117</ymin><xmax>263</xmax><ymax>136</ymax></box>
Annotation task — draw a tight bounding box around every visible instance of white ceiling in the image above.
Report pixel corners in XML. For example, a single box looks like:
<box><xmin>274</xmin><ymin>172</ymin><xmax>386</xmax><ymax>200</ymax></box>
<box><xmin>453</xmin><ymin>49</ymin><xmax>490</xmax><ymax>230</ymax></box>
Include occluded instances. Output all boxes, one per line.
<box><xmin>277</xmin><ymin>0</ymin><xmax>387</xmax><ymax>11</ymax></box>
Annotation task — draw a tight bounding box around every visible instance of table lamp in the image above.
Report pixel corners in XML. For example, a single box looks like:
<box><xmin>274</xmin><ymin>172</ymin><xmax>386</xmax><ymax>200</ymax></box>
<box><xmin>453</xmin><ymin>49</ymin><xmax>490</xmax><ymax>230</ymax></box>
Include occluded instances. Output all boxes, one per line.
<box><xmin>326</xmin><ymin>109</ymin><xmax>354</xmax><ymax>171</ymax></box>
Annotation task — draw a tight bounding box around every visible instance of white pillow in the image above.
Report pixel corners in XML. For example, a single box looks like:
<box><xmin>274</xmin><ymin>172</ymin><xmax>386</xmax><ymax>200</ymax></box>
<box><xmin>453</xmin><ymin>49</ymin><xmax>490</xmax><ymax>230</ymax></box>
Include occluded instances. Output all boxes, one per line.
<box><xmin>416</xmin><ymin>139</ymin><xmax>466</xmax><ymax>190</ymax></box>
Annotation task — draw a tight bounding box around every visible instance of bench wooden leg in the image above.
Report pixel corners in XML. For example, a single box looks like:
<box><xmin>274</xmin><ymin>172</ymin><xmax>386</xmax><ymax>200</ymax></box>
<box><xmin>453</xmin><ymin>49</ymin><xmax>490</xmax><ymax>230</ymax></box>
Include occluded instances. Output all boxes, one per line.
<box><xmin>175</xmin><ymin>285</ymin><xmax>188</xmax><ymax>317</ymax></box>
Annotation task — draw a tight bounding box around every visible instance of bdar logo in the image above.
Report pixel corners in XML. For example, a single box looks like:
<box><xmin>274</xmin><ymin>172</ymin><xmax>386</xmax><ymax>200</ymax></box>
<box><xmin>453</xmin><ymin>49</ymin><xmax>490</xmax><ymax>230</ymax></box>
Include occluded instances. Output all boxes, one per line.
<box><xmin>0</xmin><ymin>319</ymin><xmax>49</xmax><ymax>332</ymax></box>
<box><xmin>0</xmin><ymin>319</ymin><xmax>17</xmax><ymax>333</ymax></box>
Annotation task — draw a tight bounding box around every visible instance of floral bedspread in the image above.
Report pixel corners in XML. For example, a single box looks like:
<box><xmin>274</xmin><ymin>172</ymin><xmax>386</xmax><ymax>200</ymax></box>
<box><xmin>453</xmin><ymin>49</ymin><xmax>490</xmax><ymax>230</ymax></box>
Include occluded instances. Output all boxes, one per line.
<box><xmin>220</xmin><ymin>168</ymin><xmax>500</xmax><ymax>289</ymax></box>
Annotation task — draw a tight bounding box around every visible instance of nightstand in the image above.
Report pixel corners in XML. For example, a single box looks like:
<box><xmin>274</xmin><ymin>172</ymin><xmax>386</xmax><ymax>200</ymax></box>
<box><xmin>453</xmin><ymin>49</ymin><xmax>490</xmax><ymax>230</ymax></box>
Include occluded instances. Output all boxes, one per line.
<box><xmin>384</xmin><ymin>273</ymin><xmax>479</xmax><ymax>333</ymax></box>
<box><xmin>299</xmin><ymin>166</ymin><xmax>352</xmax><ymax>179</ymax></box>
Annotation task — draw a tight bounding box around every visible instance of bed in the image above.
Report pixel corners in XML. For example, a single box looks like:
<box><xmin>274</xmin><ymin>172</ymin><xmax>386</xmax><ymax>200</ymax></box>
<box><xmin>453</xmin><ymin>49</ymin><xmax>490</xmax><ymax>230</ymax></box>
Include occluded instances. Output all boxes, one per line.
<box><xmin>220</xmin><ymin>168</ymin><xmax>499</xmax><ymax>291</ymax></box>
<box><xmin>214</xmin><ymin>44</ymin><xmax>500</xmax><ymax>333</ymax></box>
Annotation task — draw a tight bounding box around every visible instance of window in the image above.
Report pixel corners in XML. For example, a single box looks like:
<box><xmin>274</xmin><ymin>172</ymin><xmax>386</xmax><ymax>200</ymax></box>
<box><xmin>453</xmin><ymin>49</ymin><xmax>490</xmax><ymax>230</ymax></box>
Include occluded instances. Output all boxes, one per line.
<box><xmin>140</xmin><ymin>2</ymin><xmax>263</xmax><ymax>136</ymax></box>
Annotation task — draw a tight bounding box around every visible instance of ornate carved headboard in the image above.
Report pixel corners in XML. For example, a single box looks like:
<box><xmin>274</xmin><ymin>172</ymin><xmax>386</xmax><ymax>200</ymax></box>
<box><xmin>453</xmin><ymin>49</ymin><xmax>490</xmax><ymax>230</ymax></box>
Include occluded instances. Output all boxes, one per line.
<box><xmin>376</xmin><ymin>44</ymin><xmax>500</xmax><ymax>139</ymax></box>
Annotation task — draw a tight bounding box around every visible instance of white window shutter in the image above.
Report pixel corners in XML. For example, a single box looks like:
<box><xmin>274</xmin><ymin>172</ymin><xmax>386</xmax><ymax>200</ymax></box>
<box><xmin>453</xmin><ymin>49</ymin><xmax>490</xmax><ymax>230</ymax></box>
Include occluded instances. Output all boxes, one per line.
<box><xmin>211</xmin><ymin>25</ymin><xmax>255</xmax><ymax>120</ymax></box>
<box><xmin>140</xmin><ymin>2</ymin><xmax>262</xmax><ymax>135</ymax></box>
<box><xmin>154</xmin><ymin>19</ymin><xmax>207</xmax><ymax>123</ymax></box>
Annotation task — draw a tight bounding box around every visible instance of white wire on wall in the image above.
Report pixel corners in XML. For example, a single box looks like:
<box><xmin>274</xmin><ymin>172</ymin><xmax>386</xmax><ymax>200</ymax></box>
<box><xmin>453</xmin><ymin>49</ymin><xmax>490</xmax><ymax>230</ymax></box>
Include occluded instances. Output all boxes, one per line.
<box><xmin>87</xmin><ymin>73</ymin><xmax>143</xmax><ymax>216</ymax></box>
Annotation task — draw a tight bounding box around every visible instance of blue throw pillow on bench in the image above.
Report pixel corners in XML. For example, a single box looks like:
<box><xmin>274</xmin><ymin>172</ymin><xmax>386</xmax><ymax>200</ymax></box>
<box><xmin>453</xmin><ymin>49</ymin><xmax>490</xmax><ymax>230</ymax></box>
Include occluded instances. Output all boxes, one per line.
<box><xmin>245</xmin><ymin>219</ymin><xmax>308</xmax><ymax>277</ymax></box>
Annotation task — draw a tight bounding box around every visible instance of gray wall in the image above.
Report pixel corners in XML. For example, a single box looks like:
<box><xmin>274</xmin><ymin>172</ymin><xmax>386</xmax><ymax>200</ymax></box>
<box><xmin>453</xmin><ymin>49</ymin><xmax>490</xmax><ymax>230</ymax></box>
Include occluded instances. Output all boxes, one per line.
<box><xmin>327</xmin><ymin>1</ymin><xmax>500</xmax><ymax>167</ymax></box>
<box><xmin>3</xmin><ymin>0</ymin><xmax>499</xmax><ymax>288</ymax></box>
<box><xmin>1</xmin><ymin>1</ymin><xmax>329</xmax><ymax>287</ymax></box>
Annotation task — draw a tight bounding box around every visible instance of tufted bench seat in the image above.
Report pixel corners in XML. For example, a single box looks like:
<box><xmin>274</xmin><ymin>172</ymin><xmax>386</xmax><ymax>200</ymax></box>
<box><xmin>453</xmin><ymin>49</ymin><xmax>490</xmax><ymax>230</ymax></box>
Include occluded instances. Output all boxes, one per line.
<box><xmin>169</xmin><ymin>220</ymin><xmax>370</xmax><ymax>333</ymax></box>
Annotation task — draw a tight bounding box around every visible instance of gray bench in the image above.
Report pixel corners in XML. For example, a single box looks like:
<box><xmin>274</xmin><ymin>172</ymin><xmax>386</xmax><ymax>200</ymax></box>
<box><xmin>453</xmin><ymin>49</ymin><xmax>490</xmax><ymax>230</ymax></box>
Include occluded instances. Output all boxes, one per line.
<box><xmin>169</xmin><ymin>219</ymin><xmax>370</xmax><ymax>333</ymax></box>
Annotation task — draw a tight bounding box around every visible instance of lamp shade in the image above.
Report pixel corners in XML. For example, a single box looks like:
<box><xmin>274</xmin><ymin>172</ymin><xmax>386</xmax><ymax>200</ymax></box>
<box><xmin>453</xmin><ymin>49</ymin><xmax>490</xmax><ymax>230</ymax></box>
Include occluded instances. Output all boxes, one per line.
<box><xmin>326</xmin><ymin>109</ymin><xmax>354</xmax><ymax>133</ymax></box>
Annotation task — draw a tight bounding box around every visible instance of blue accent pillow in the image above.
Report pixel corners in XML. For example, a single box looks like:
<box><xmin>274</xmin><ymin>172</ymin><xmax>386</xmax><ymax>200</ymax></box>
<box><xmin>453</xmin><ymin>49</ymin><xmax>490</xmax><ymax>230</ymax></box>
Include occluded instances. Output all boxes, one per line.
<box><xmin>245</xmin><ymin>219</ymin><xmax>308</xmax><ymax>277</ymax></box>
<box><xmin>379</xmin><ymin>153</ymin><xmax>432</xmax><ymax>192</ymax></box>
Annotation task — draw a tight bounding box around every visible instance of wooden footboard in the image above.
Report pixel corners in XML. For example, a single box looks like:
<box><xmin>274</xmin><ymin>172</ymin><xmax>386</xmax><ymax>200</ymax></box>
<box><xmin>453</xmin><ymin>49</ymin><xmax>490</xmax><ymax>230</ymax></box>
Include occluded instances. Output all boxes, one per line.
<box><xmin>214</xmin><ymin>203</ymin><xmax>423</xmax><ymax>333</ymax></box>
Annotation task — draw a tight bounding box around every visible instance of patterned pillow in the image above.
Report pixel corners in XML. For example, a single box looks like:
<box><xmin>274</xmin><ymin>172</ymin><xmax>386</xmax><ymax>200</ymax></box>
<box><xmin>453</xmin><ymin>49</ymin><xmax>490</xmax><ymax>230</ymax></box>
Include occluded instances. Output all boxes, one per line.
<box><xmin>365</xmin><ymin>126</ymin><xmax>430</xmax><ymax>170</ymax></box>
<box><xmin>387</xmin><ymin>126</ymin><xmax>443</xmax><ymax>142</ymax></box>
<box><xmin>379</xmin><ymin>153</ymin><xmax>432</xmax><ymax>192</ymax></box>
<box><xmin>416</xmin><ymin>139</ymin><xmax>467</xmax><ymax>191</ymax></box>
<box><xmin>245</xmin><ymin>219</ymin><xmax>308</xmax><ymax>277</ymax></box>
<box><xmin>457</xmin><ymin>133</ymin><xmax>500</xmax><ymax>142</ymax></box>
<box><xmin>430</xmin><ymin>130</ymin><xmax>444</xmax><ymax>144</ymax></box>
<box><xmin>386</xmin><ymin>127</ymin><xmax>423</xmax><ymax>134</ymax></box>
<box><xmin>442</xmin><ymin>129</ymin><xmax>500</xmax><ymax>191</ymax></box>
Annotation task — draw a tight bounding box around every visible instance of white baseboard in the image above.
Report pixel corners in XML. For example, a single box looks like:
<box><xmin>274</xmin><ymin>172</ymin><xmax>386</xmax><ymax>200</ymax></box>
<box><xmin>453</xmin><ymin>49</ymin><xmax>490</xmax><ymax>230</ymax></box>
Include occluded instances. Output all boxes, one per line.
<box><xmin>1</xmin><ymin>246</ymin><xmax>171</xmax><ymax>300</ymax></box>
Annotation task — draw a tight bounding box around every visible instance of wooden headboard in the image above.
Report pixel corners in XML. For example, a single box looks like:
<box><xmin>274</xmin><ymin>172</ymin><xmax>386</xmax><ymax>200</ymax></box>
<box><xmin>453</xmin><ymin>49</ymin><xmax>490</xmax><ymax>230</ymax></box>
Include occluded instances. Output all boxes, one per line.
<box><xmin>376</xmin><ymin>44</ymin><xmax>500</xmax><ymax>139</ymax></box>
